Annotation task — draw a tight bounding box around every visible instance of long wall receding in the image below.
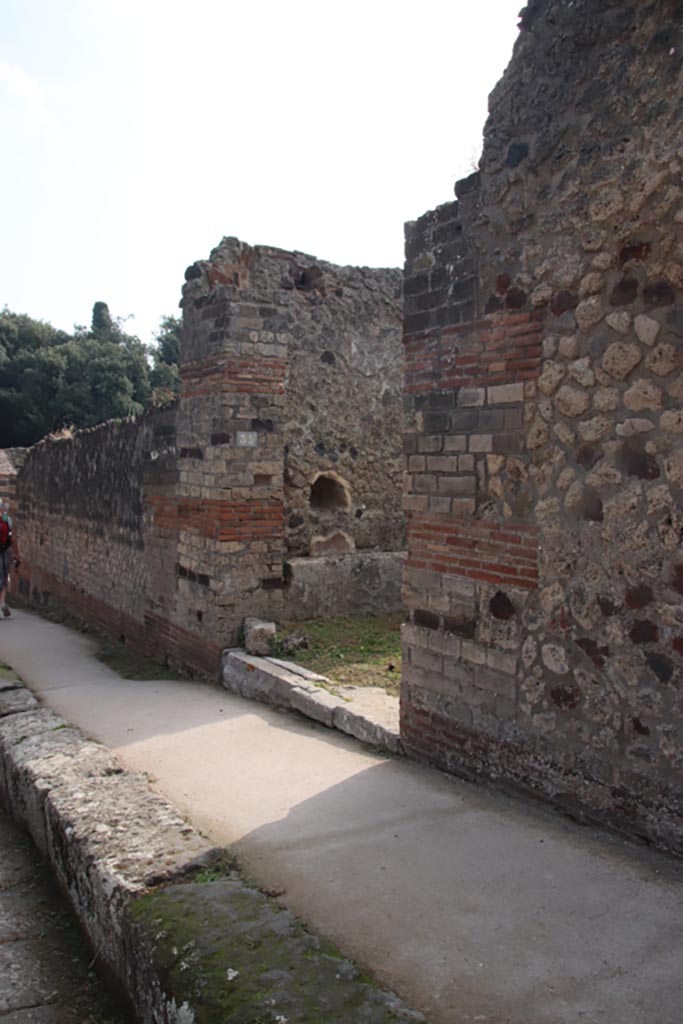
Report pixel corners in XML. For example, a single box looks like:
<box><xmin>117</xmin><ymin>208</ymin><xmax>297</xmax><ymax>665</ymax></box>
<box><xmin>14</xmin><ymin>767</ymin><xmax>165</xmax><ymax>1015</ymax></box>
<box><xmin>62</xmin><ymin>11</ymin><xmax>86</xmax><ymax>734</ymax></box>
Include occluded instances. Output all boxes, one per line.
<box><xmin>12</xmin><ymin>240</ymin><xmax>404</xmax><ymax>674</ymax></box>
<box><xmin>0</xmin><ymin>449</ymin><xmax>26</xmax><ymax>506</ymax></box>
<box><xmin>400</xmin><ymin>0</ymin><xmax>683</xmax><ymax>853</ymax></box>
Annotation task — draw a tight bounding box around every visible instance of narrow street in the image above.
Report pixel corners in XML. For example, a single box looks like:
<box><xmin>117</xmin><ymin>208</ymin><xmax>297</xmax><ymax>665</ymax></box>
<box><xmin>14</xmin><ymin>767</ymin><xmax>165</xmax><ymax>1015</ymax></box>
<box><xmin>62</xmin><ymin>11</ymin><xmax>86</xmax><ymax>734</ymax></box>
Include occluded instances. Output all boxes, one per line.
<box><xmin>0</xmin><ymin>806</ymin><xmax>129</xmax><ymax>1023</ymax></box>
<box><xmin>1</xmin><ymin>607</ymin><xmax>682</xmax><ymax>1024</ymax></box>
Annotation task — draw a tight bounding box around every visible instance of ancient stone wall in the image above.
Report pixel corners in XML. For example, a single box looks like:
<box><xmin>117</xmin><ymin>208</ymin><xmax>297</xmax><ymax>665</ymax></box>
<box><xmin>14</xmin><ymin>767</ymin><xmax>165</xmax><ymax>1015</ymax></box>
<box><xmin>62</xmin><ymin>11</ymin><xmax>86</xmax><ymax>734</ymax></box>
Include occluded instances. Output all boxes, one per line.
<box><xmin>11</xmin><ymin>407</ymin><xmax>207</xmax><ymax>666</ymax></box>
<box><xmin>401</xmin><ymin>0</ymin><xmax>683</xmax><ymax>853</ymax></box>
<box><xmin>279</xmin><ymin>253</ymin><xmax>403</xmax><ymax>559</ymax></box>
<box><xmin>181</xmin><ymin>238</ymin><xmax>404</xmax><ymax>624</ymax></box>
<box><xmin>14</xmin><ymin>238</ymin><xmax>404</xmax><ymax>671</ymax></box>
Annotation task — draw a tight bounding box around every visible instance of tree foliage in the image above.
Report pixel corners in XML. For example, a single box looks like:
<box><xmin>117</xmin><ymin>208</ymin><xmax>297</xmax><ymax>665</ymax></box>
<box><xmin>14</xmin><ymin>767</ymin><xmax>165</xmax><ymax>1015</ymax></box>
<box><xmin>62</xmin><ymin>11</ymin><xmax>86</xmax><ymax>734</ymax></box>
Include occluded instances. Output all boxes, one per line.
<box><xmin>149</xmin><ymin>315</ymin><xmax>182</xmax><ymax>405</ymax></box>
<box><xmin>91</xmin><ymin>300</ymin><xmax>115</xmax><ymax>337</ymax></box>
<box><xmin>0</xmin><ymin>304</ymin><xmax>181</xmax><ymax>447</ymax></box>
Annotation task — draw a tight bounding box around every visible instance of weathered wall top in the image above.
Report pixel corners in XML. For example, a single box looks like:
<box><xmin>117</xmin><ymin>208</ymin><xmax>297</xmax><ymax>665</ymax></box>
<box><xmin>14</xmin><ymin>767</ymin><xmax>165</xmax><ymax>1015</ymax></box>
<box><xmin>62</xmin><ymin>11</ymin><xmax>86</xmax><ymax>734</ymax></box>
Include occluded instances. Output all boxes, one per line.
<box><xmin>406</xmin><ymin>0</ymin><xmax>683</xmax><ymax>339</ymax></box>
<box><xmin>184</xmin><ymin>236</ymin><xmax>401</xmax><ymax>297</ymax></box>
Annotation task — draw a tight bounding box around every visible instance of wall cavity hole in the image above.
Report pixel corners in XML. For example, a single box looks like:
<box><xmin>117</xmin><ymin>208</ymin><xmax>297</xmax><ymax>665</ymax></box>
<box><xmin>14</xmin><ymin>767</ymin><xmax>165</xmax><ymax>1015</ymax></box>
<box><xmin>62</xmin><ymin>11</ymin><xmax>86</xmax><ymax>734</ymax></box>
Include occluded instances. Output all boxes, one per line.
<box><xmin>489</xmin><ymin>591</ymin><xmax>516</xmax><ymax>620</ymax></box>
<box><xmin>296</xmin><ymin>267</ymin><xmax>324</xmax><ymax>292</ymax></box>
<box><xmin>309</xmin><ymin>473</ymin><xmax>350</xmax><ymax>511</ymax></box>
<box><xmin>321</xmin><ymin>350</ymin><xmax>336</xmax><ymax>365</ymax></box>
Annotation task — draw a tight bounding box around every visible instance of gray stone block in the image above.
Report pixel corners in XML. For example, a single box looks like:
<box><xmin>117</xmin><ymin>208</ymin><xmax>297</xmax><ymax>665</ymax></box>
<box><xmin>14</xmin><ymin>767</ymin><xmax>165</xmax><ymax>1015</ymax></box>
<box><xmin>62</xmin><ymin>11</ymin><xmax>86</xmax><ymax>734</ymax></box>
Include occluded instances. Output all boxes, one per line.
<box><xmin>264</xmin><ymin>657</ymin><xmax>325</xmax><ymax>681</ymax></box>
<box><xmin>332</xmin><ymin>705</ymin><xmax>402</xmax><ymax>754</ymax></box>
<box><xmin>289</xmin><ymin>686</ymin><xmax>338</xmax><ymax>728</ymax></box>
<box><xmin>243</xmin><ymin>617</ymin><xmax>277</xmax><ymax>656</ymax></box>
<box><xmin>221</xmin><ymin>651</ymin><xmax>308</xmax><ymax>706</ymax></box>
<box><xmin>0</xmin><ymin>690</ymin><xmax>38</xmax><ymax>718</ymax></box>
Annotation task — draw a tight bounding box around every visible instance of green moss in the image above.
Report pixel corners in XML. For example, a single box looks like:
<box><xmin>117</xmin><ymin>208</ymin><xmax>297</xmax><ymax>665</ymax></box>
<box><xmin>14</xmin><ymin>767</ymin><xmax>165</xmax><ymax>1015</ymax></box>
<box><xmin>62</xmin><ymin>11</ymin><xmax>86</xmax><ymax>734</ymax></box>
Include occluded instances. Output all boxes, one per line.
<box><xmin>129</xmin><ymin>879</ymin><xmax>421</xmax><ymax>1024</ymax></box>
<box><xmin>189</xmin><ymin>851</ymin><xmax>239</xmax><ymax>884</ymax></box>
<box><xmin>0</xmin><ymin>661</ymin><xmax>21</xmax><ymax>683</ymax></box>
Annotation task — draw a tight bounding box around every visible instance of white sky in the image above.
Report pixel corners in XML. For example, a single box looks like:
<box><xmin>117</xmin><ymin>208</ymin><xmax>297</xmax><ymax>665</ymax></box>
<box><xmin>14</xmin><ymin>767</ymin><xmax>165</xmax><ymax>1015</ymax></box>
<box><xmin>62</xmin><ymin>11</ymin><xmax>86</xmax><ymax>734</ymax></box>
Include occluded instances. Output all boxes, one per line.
<box><xmin>0</xmin><ymin>0</ymin><xmax>520</xmax><ymax>344</ymax></box>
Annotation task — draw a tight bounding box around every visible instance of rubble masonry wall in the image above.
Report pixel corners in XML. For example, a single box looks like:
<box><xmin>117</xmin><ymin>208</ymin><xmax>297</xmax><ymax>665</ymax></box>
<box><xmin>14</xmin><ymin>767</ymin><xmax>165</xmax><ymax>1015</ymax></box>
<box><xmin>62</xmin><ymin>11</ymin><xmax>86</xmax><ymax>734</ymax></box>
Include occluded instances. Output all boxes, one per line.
<box><xmin>401</xmin><ymin>0</ymin><xmax>683</xmax><ymax>853</ymax></box>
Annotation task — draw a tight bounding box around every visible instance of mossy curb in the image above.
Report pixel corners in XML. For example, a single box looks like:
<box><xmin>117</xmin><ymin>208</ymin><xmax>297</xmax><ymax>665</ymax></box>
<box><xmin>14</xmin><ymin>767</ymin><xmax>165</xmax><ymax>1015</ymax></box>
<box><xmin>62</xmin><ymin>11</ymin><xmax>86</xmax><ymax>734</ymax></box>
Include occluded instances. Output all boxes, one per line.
<box><xmin>129</xmin><ymin>881</ymin><xmax>425</xmax><ymax>1023</ymax></box>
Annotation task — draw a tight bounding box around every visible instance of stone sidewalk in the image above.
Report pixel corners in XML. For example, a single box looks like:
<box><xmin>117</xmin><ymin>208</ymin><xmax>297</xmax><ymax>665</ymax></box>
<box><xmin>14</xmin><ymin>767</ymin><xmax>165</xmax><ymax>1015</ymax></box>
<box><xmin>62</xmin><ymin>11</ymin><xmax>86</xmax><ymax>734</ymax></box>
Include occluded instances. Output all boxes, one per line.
<box><xmin>0</xmin><ymin>807</ymin><xmax>128</xmax><ymax>1024</ymax></box>
<box><xmin>2</xmin><ymin>608</ymin><xmax>683</xmax><ymax>1024</ymax></box>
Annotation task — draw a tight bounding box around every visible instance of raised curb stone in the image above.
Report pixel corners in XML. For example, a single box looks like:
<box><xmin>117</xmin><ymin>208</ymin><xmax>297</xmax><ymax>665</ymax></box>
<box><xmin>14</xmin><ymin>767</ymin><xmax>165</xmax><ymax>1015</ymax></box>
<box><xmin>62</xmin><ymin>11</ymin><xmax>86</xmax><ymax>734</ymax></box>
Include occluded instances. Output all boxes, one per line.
<box><xmin>0</xmin><ymin>690</ymin><xmax>38</xmax><ymax>718</ymax></box>
<box><xmin>0</xmin><ymin>677</ymin><xmax>22</xmax><ymax>693</ymax></box>
<box><xmin>221</xmin><ymin>649</ymin><xmax>403</xmax><ymax>753</ymax></box>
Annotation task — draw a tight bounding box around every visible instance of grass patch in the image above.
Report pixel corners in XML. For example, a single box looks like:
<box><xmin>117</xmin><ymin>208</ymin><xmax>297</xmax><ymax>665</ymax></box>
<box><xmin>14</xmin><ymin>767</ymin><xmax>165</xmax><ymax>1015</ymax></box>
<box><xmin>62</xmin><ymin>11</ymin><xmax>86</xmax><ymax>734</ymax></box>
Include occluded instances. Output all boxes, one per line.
<box><xmin>0</xmin><ymin>661</ymin><xmax>21</xmax><ymax>683</ymax></box>
<box><xmin>273</xmin><ymin>613</ymin><xmax>403</xmax><ymax>695</ymax></box>
<box><xmin>191</xmin><ymin>852</ymin><xmax>239</xmax><ymax>885</ymax></box>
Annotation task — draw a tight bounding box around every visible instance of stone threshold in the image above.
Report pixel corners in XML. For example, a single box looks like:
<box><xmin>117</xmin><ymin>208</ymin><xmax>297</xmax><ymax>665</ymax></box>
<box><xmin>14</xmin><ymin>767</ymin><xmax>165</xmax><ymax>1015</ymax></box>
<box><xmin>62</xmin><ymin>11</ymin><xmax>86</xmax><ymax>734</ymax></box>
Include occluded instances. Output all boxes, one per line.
<box><xmin>0</xmin><ymin>681</ymin><xmax>423</xmax><ymax>1023</ymax></box>
<box><xmin>221</xmin><ymin>649</ymin><xmax>403</xmax><ymax>755</ymax></box>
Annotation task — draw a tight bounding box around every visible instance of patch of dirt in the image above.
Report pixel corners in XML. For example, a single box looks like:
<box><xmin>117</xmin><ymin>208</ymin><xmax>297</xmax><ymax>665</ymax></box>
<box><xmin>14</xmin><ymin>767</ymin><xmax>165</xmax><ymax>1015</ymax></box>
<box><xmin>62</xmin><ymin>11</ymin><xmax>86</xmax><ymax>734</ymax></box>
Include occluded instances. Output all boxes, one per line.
<box><xmin>95</xmin><ymin>638</ymin><xmax>187</xmax><ymax>681</ymax></box>
<box><xmin>273</xmin><ymin>613</ymin><xmax>404</xmax><ymax>696</ymax></box>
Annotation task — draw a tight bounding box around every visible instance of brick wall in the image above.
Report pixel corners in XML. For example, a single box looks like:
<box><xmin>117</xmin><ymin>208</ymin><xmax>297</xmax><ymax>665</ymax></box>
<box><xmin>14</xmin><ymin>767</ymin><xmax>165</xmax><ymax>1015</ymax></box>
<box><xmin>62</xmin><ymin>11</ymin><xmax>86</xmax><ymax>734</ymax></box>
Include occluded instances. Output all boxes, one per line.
<box><xmin>178</xmin><ymin>240</ymin><xmax>292</xmax><ymax>643</ymax></box>
<box><xmin>401</xmin><ymin>0</ymin><xmax>683</xmax><ymax>855</ymax></box>
<box><xmin>9</xmin><ymin>409</ymin><xmax>224</xmax><ymax>672</ymax></box>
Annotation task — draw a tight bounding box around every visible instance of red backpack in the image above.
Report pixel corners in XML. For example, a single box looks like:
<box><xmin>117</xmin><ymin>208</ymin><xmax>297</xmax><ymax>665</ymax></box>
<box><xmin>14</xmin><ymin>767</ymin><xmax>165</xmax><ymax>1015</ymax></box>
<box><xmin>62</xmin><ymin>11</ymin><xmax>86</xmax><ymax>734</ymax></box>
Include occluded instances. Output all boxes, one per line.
<box><xmin>0</xmin><ymin>520</ymin><xmax>12</xmax><ymax>551</ymax></box>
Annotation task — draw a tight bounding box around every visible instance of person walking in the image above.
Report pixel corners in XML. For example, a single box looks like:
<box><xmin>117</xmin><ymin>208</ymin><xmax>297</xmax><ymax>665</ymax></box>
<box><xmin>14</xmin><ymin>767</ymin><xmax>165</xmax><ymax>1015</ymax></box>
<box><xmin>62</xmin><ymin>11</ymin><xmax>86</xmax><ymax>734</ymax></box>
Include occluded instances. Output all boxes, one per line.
<box><xmin>0</xmin><ymin>500</ymin><xmax>17</xmax><ymax>619</ymax></box>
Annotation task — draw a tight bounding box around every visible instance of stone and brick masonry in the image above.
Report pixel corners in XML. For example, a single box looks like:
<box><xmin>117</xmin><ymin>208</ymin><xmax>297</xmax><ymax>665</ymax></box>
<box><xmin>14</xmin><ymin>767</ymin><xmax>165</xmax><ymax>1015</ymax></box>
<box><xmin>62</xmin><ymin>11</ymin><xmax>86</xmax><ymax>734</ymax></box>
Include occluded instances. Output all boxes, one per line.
<box><xmin>180</xmin><ymin>239</ymin><xmax>404</xmax><ymax>619</ymax></box>
<box><xmin>401</xmin><ymin>0</ymin><xmax>683</xmax><ymax>853</ymax></box>
<box><xmin>10</xmin><ymin>0</ymin><xmax>683</xmax><ymax>858</ymax></box>
<box><xmin>12</xmin><ymin>241</ymin><xmax>403</xmax><ymax>675</ymax></box>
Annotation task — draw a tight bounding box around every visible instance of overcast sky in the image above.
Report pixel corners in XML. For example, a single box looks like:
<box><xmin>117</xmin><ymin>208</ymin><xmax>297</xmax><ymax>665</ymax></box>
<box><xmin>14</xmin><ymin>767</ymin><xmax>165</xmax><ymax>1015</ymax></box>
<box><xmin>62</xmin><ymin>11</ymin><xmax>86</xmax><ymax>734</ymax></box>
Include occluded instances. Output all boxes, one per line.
<box><xmin>1</xmin><ymin>1</ymin><xmax>520</xmax><ymax>344</ymax></box>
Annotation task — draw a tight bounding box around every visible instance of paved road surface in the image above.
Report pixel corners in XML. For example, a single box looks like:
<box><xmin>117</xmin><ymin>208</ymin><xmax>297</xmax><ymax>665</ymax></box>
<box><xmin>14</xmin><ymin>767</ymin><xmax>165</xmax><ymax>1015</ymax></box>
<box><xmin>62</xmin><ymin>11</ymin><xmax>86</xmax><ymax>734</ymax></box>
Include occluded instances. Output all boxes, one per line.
<box><xmin>0</xmin><ymin>805</ymin><xmax>129</xmax><ymax>1023</ymax></box>
<box><xmin>1</xmin><ymin>608</ymin><xmax>682</xmax><ymax>1024</ymax></box>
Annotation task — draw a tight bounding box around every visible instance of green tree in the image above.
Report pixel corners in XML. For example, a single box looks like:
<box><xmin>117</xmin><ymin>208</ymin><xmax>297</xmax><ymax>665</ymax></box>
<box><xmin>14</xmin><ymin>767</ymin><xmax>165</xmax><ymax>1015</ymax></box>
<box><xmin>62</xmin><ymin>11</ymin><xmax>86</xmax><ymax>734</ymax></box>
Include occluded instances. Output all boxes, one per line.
<box><xmin>0</xmin><ymin>309</ymin><xmax>70</xmax><ymax>361</ymax></box>
<box><xmin>0</xmin><ymin>310</ymin><xmax>70</xmax><ymax>444</ymax></box>
<box><xmin>0</xmin><ymin>305</ymin><xmax>153</xmax><ymax>446</ymax></box>
<box><xmin>56</xmin><ymin>335</ymin><xmax>148</xmax><ymax>428</ymax></box>
<box><xmin>91</xmin><ymin>301</ymin><xmax>115</xmax><ymax>338</ymax></box>
<box><xmin>149</xmin><ymin>315</ymin><xmax>181</xmax><ymax>404</ymax></box>
<box><xmin>0</xmin><ymin>342</ymin><xmax>68</xmax><ymax>445</ymax></box>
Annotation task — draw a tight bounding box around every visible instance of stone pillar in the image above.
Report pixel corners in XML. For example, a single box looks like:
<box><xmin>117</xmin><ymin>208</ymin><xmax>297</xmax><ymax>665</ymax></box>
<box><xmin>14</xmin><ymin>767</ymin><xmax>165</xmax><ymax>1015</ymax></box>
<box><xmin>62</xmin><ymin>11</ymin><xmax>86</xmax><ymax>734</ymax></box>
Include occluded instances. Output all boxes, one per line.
<box><xmin>162</xmin><ymin>238</ymin><xmax>287</xmax><ymax>659</ymax></box>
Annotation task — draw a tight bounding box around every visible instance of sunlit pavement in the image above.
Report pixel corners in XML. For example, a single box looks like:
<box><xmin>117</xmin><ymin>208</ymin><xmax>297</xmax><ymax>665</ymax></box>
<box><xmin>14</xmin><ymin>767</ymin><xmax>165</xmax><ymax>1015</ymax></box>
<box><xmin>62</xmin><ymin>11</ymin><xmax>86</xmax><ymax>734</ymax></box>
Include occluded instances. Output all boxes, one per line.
<box><xmin>1</xmin><ymin>607</ymin><xmax>682</xmax><ymax>1024</ymax></box>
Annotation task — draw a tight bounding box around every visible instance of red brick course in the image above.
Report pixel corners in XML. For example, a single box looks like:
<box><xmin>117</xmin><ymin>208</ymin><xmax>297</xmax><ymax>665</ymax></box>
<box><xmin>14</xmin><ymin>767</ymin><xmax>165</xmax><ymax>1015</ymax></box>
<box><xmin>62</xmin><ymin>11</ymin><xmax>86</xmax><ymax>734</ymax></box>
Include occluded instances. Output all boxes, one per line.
<box><xmin>407</xmin><ymin>514</ymin><xmax>539</xmax><ymax>590</ymax></box>
<box><xmin>180</xmin><ymin>354</ymin><xmax>286</xmax><ymax>397</ymax></box>
<box><xmin>405</xmin><ymin>312</ymin><xmax>543</xmax><ymax>393</ymax></box>
<box><xmin>146</xmin><ymin>497</ymin><xmax>284</xmax><ymax>543</ymax></box>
